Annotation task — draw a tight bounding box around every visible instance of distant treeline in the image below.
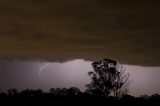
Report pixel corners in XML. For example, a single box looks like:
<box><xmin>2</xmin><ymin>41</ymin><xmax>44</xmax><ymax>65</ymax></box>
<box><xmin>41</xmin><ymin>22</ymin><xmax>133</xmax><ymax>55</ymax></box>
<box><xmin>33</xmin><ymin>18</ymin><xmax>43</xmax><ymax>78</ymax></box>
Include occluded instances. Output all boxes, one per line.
<box><xmin>0</xmin><ymin>88</ymin><xmax>160</xmax><ymax>105</ymax></box>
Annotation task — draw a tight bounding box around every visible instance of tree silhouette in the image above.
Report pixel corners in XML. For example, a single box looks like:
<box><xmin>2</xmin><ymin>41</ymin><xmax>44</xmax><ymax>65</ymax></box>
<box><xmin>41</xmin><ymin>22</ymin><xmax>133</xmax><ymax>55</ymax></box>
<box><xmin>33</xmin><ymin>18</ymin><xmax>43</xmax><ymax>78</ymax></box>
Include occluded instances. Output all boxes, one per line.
<box><xmin>86</xmin><ymin>58</ymin><xmax>129</xmax><ymax>98</ymax></box>
<box><xmin>49</xmin><ymin>88</ymin><xmax>56</xmax><ymax>96</ymax></box>
<box><xmin>0</xmin><ymin>89</ymin><xmax>6</xmax><ymax>97</ymax></box>
<box><xmin>67</xmin><ymin>87</ymin><xmax>81</xmax><ymax>96</ymax></box>
<box><xmin>0</xmin><ymin>88</ymin><xmax>160</xmax><ymax>105</ymax></box>
<box><xmin>112</xmin><ymin>65</ymin><xmax>129</xmax><ymax>99</ymax></box>
<box><xmin>49</xmin><ymin>87</ymin><xmax>81</xmax><ymax>96</ymax></box>
<box><xmin>7</xmin><ymin>88</ymin><xmax>18</xmax><ymax>96</ymax></box>
<box><xmin>60</xmin><ymin>88</ymin><xmax>68</xmax><ymax>96</ymax></box>
<box><xmin>20</xmin><ymin>89</ymin><xmax>32</xmax><ymax>96</ymax></box>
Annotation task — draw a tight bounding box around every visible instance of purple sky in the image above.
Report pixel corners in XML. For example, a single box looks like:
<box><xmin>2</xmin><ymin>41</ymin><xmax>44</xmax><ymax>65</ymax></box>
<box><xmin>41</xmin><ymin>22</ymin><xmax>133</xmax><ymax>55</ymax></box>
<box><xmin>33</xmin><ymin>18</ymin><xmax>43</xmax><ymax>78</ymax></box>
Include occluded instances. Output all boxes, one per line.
<box><xmin>0</xmin><ymin>59</ymin><xmax>160</xmax><ymax>96</ymax></box>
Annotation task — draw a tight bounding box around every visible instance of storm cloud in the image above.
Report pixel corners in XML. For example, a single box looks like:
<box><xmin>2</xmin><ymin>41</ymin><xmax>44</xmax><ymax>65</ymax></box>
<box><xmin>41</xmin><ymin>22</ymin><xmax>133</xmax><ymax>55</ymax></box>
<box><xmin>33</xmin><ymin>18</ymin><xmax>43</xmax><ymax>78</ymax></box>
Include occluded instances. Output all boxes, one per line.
<box><xmin>0</xmin><ymin>0</ymin><xmax>160</xmax><ymax>65</ymax></box>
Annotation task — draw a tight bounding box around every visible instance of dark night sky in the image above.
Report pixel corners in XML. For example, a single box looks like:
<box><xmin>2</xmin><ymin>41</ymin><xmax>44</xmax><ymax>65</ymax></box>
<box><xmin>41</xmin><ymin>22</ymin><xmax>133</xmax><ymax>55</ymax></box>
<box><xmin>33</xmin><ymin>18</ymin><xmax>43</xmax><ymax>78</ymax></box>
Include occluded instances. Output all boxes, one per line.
<box><xmin>0</xmin><ymin>0</ymin><xmax>160</xmax><ymax>96</ymax></box>
<box><xmin>0</xmin><ymin>0</ymin><xmax>159</xmax><ymax>65</ymax></box>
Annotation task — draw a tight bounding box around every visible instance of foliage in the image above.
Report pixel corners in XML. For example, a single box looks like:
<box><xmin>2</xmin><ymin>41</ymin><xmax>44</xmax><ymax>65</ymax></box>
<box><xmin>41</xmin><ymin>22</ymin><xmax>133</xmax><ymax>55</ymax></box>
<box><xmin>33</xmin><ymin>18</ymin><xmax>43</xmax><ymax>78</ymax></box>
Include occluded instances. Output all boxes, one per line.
<box><xmin>86</xmin><ymin>58</ymin><xmax>129</xmax><ymax>98</ymax></box>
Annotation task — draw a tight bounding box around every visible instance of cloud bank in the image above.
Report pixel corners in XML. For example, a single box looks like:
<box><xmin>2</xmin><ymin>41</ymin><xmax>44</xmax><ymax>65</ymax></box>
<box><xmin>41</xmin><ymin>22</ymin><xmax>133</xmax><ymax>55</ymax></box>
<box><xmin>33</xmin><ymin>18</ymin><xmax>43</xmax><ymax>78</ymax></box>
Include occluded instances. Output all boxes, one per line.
<box><xmin>0</xmin><ymin>0</ymin><xmax>160</xmax><ymax>65</ymax></box>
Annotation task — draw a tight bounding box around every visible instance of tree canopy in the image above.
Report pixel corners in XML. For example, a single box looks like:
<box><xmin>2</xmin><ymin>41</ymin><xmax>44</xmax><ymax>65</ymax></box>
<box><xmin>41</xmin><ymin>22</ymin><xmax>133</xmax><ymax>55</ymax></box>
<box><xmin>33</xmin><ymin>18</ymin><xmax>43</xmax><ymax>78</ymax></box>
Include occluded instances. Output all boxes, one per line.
<box><xmin>86</xmin><ymin>58</ymin><xmax>129</xmax><ymax>98</ymax></box>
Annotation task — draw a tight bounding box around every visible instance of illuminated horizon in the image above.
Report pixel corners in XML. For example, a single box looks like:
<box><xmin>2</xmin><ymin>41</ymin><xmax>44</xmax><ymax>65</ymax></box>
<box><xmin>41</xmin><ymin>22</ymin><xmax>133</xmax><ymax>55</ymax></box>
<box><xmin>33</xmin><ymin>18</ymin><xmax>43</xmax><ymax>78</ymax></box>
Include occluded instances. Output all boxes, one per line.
<box><xmin>0</xmin><ymin>59</ymin><xmax>160</xmax><ymax>96</ymax></box>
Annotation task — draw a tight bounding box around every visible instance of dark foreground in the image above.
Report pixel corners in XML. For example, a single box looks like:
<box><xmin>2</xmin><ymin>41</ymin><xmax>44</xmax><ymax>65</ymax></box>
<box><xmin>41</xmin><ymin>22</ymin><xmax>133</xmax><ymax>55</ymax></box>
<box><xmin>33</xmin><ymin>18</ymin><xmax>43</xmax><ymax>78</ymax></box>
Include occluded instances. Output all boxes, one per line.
<box><xmin>1</xmin><ymin>88</ymin><xmax>160</xmax><ymax>105</ymax></box>
<box><xmin>1</xmin><ymin>95</ymin><xmax>160</xmax><ymax>106</ymax></box>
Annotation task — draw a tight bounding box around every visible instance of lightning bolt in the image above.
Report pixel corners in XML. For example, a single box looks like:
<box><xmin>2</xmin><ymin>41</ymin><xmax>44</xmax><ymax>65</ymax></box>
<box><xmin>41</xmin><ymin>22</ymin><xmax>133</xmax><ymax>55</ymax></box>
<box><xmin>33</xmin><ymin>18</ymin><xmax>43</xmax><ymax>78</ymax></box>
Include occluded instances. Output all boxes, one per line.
<box><xmin>38</xmin><ymin>63</ymin><xmax>51</xmax><ymax>77</ymax></box>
